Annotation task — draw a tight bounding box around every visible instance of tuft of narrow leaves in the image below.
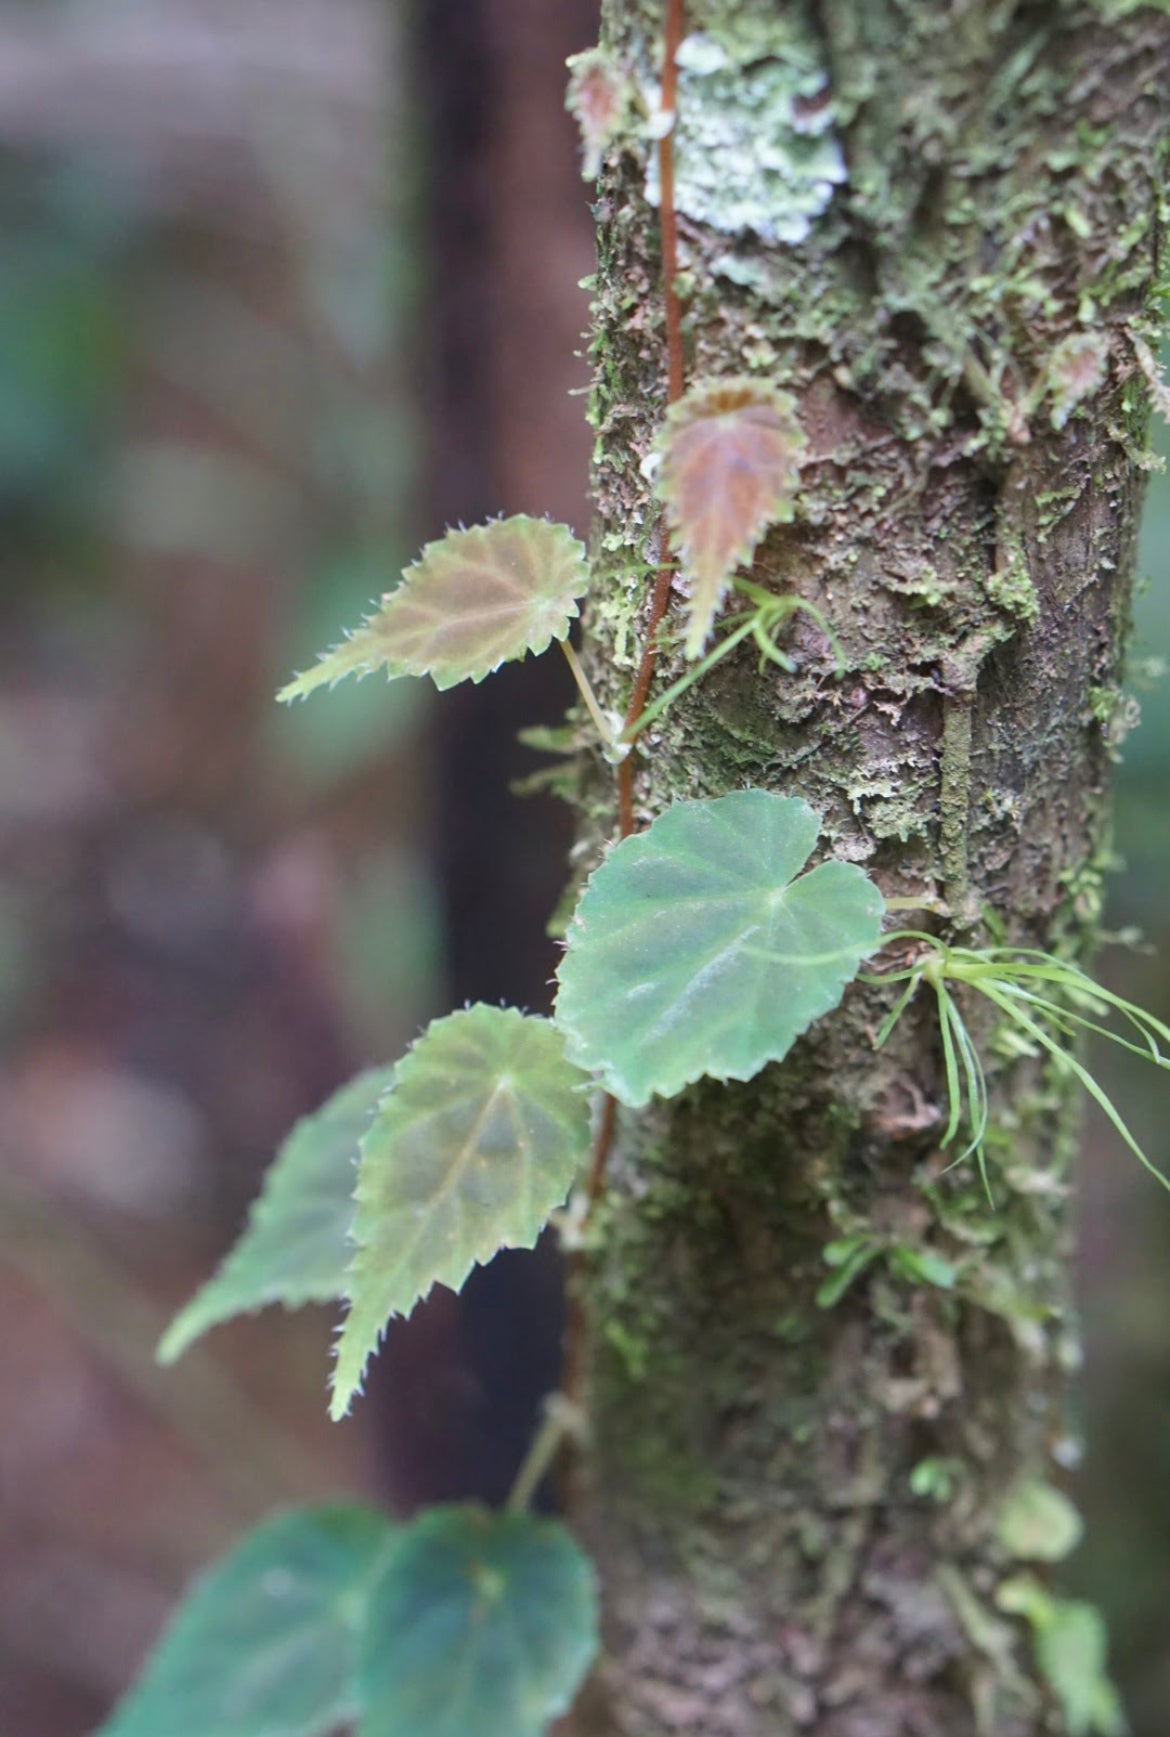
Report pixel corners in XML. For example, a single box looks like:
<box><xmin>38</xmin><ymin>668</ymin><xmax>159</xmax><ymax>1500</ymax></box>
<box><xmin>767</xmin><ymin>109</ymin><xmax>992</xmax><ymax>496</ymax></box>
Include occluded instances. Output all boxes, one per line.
<box><xmin>158</xmin><ymin>1067</ymin><xmax>394</xmax><ymax>1363</ymax></box>
<box><xmin>279</xmin><ymin>516</ymin><xmax>589</xmax><ymax>701</ymax></box>
<box><xmin>870</xmin><ymin>936</ymin><xmax>1170</xmax><ymax>1198</ymax></box>
<box><xmin>654</xmin><ymin>378</ymin><xmax>805</xmax><ymax>657</ymax></box>
<box><xmin>331</xmin><ymin>1006</ymin><xmax>591</xmax><ymax>1418</ymax></box>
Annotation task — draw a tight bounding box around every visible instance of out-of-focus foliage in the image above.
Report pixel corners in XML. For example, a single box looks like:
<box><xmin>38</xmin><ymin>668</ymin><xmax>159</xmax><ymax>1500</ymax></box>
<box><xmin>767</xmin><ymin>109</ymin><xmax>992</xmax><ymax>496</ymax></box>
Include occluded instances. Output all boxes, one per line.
<box><xmin>0</xmin><ymin>155</ymin><xmax>132</xmax><ymax>589</ymax></box>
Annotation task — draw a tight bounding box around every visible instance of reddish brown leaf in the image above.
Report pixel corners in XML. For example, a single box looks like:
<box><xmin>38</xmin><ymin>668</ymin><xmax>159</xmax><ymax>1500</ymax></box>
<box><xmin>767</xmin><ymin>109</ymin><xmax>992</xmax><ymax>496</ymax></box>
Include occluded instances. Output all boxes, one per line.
<box><xmin>655</xmin><ymin>378</ymin><xmax>805</xmax><ymax>656</ymax></box>
<box><xmin>565</xmin><ymin>48</ymin><xmax>631</xmax><ymax>181</ymax></box>
<box><xmin>279</xmin><ymin>516</ymin><xmax>589</xmax><ymax>700</ymax></box>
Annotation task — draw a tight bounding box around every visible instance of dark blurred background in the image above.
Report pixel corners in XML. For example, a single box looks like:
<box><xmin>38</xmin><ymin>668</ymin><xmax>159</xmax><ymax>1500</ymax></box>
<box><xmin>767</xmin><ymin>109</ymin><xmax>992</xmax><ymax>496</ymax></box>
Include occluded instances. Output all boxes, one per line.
<box><xmin>0</xmin><ymin>4</ymin><xmax>1165</xmax><ymax>1732</ymax></box>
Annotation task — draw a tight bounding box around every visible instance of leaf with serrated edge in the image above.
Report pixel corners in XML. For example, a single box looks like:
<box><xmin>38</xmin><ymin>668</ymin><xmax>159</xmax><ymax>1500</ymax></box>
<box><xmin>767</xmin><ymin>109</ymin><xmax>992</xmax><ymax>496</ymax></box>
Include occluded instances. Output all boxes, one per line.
<box><xmin>279</xmin><ymin>517</ymin><xmax>589</xmax><ymax>700</ymax></box>
<box><xmin>655</xmin><ymin>378</ymin><xmax>805</xmax><ymax>657</ymax></box>
<box><xmin>332</xmin><ymin>1007</ymin><xmax>591</xmax><ymax>1417</ymax></box>
<box><xmin>97</xmin><ymin>1505</ymin><xmax>393</xmax><ymax>1737</ymax></box>
<box><xmin>357</xmin><ymin>1506</ymin><xmax>598</xmax><ymax>1737</ymax></box>
<box><xmin>159</xmin><ymin>1067</ymin><xmax>395</xmax><ymax>1364</ymax></box>
<box><xmin>555</xmin><ymin>790</ymin><xmax>884</xmax><ymax>1107</ymax></box>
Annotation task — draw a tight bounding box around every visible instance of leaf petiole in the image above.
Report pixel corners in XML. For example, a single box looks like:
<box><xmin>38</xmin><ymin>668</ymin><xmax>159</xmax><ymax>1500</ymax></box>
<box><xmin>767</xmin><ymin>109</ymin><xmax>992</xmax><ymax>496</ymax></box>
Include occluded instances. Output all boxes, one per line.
<box><xmin>560</xmin><ymin>638</ymin><xmax>628</xmax><ymax>759</ymax></box>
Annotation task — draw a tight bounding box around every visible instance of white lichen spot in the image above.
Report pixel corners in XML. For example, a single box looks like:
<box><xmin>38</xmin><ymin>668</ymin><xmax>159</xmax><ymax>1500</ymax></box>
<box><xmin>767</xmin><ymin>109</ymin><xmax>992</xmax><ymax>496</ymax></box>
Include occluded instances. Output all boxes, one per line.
<box><xmin>644</xmin><ymin>16</ymin><xmax>846</xmax><ymax>247</ymax></box>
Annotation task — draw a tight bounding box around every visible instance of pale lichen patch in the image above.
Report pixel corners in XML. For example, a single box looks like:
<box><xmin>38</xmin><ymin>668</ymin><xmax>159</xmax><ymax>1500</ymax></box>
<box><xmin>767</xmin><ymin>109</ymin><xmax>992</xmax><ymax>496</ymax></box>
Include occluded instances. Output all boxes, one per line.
<box><xmin>643</xmin><ymin>10</ymin><xmax>845</xmax><ymax>247</ymax></box>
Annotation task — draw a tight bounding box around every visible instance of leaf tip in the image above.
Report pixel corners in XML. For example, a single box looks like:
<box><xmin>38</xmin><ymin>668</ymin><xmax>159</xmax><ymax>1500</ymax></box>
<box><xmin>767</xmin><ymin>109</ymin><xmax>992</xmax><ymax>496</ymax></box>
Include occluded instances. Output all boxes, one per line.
<box><xmin>155</xmin><ymin>1321</ymin><xmax>188</xmax><ymax>1366</ymax></box>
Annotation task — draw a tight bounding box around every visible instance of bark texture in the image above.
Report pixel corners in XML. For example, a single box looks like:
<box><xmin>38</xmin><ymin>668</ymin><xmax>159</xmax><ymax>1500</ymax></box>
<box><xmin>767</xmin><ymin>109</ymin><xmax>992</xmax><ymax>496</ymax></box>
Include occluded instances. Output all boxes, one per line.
<box><xmin>574</xmin><ymin>3</ymin><xmax>1170</xmax><ymax>1733</ymax></box>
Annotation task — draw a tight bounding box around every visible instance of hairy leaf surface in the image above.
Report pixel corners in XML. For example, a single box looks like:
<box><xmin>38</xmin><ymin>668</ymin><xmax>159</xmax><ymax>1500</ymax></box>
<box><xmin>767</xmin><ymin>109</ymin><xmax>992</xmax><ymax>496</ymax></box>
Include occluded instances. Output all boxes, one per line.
<box><xmin>332</xmin><ymin>1007</ymin><xmax>590</xmax><ymax>1417</ymax></box>
<box><xmin>555</xmin><ymin>791</ymin><xmax>884</xmax><ymax>1106</ymax></box>
<box><xmin>98</xmin><ymin>1505</ymin><xmax>392</xmax><ymax>1737</ymax></box>
<box><xmin>357</xmin><ymin>1506</ymin><xmax>598</xmax><ymax>1737</ymax></box>
<box><xmin>279</xmin><ymin>517</ymin><xmax>589</xmax><ymax>700</ymax></box>
<box><xmin>655</xmin><ymin>379</ymin><xmax>805</xmax><ymax>656</ymax></box>
<box><xmin>159</xmin><ymin>1068</ymin><xmax>394</xmax><ymax>1363</ymax></box>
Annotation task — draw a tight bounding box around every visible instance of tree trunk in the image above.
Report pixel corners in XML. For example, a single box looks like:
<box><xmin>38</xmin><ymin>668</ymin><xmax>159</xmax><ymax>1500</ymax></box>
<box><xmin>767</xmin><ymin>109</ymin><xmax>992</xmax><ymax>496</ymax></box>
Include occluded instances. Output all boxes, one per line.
<box><xmin>575</xmin><ymin>3</ymin><xmax>1170</xmax><ymax>1733</ymax></box>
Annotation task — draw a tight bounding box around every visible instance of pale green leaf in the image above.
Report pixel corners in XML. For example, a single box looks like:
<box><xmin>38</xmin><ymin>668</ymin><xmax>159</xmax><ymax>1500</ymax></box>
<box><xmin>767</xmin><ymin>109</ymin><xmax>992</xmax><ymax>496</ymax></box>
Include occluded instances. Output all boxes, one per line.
<box><xmin>815</xmin><ymin>1243</ymin><xmax>879</xmax><ymax>1308</ymax></box>
<box><xmin>997</xmin><ymin>1479</ymin><xmax>1084</xmax><ymax>1563</ymax></box>
<box><xmin>356</xmin><ymin>1506</ymin><xmax>598</xmax><ymax>1737</ymax></box>
<box><xmin>655</xmin><ymin>378</ymin><xmax>805</xmax><ymax>656</ymax></box>
<box><xmin>1035</xmin><ymin>1602</ymin><xmax>1125</xmax><ymax>1737</ymax></box>
<box><xmin>98</xmin><ymin>1505</ymin><xmax>392</xmax><ymax>1737</ymax></box>
<box><xmin>159</xmin><ymin>1068</ymin><xmax>394</xmax><ymax>1364</ymax></box>
<box><xmin>889</xmin><ymin>1246</ymin><xmax>958</xmax><ymax>1290</ymax></box>
<box><xmin>278</xmin><ymin>517</ymin><xmax>589</xmax><ymax>700</ymax></box>
<box><xmin>332</xmin><ymin>1007</ymin><xmax>591</xmax><ymax>1418</ymax></box>
<box><xmin>555</xmin><ymin>791</ymin><xmax>884</xmax><ymax>1107</ymax></box>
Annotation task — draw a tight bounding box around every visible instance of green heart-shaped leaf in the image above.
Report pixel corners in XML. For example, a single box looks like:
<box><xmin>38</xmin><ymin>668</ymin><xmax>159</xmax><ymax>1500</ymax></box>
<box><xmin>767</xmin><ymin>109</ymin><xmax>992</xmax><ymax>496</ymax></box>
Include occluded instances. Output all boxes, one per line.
<box><xmin>555</xmin><ymin>790</ymin><xmax>884</xmax><ymax>1106</ymax></box>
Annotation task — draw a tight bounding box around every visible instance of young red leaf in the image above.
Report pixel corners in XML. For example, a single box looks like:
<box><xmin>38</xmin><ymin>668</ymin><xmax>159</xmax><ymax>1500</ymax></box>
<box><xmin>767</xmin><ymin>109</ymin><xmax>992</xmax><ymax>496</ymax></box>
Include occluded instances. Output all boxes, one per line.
<box><xmin>655</xmin><ymin>378</ymin><xmax>805</xmax><ymax>657</ymax></box>
<box><xmin>566</xmin><ymin>47</ymin><xmax>632</xmax><ymax>180</ymax></box>
<box><xmin>279</xmin><ymin>516</ymin><xmax>589</xmax><ymax>701</ymax></box>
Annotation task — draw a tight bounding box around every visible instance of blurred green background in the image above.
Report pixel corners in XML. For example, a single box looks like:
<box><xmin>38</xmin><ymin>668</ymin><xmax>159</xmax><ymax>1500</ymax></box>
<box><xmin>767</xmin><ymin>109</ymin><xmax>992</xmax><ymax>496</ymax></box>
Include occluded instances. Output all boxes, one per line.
<box><xmin>0</xmin><ymin>3</ymin><xmax>1165</xmax><ymax>1732</ymax></box>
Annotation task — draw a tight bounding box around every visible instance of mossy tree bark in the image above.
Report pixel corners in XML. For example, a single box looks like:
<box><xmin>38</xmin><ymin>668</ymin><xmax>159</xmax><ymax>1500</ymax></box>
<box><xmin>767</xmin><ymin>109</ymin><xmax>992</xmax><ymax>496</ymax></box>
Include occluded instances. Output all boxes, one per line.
<box><xmin>573</xmin><ymin>3</ymin><xmax>1170</xmax><ymax>1733</ymax></box>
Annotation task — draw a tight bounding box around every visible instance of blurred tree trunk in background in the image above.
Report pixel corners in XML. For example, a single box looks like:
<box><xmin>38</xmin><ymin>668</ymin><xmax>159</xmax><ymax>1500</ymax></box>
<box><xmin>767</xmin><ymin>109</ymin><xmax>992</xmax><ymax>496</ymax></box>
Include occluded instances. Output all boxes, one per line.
<box><xmin>367</xmin><ymin>0</ymin><xmax>599</xmax><ymax>1510</ymax></box>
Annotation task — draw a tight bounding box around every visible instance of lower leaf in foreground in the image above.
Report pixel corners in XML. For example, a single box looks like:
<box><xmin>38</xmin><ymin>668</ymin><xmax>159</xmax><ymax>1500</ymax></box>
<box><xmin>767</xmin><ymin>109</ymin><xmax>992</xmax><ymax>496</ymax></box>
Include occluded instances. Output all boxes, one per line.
<box><xmin>97</xmin><ymin>1505</ymin><xmax>393</xmax><ymax>1737</ymax></box>
<box><xmin>331</xmin><ymin>1005</ymin><xmax>592</xmax><ymax>1418</ymax></box>
<box><xmin>555</xmin><ymin>789</ymin><xmax>885</xmax><ymax>1106</ymax></box>
<box><xmin>357</xmin><ymin>1506</ymin><xmax>598</xmax><ymax>1737</ymax></box>
<box><xmin>158</xmin><ymin>1067</ymin><xmax>395</xmax><ymax>1363</ymax></box>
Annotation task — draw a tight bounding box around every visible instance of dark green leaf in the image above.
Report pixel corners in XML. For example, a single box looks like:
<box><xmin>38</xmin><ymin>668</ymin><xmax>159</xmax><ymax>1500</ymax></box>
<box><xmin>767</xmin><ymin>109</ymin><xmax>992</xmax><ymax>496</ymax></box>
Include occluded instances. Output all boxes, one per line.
<box><xmin>98</xmin><ymin>1506</ymin><xmax>392</xmax><ymax>1737</ymax></box>
<box><xmin>357</xmin><ymin>1506</ymin><xmax>598</xmax><ymax>1737</ymax></box>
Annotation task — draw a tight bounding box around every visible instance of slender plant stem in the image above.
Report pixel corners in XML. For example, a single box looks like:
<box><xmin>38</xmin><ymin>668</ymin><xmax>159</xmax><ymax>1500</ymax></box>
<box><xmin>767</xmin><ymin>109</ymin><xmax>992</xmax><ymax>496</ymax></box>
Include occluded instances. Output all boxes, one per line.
<box><xmin>624</xmin><ymin>616</ymin><xmax>757</xmax><ymax>742</ymax></box>
<box><xmin>615</xmin><ymin>0</ymin><xmax>686</xmax><ymax>839</ymax></box>
<box><xmin>507</xmin><ymin>1395</ymin><xmax>582</xmax><ymax>1512</ymax></box>
<box><xmin>560</xmin><ymin>637</ymin><xmax>615</xmax><ymax>746</ymax></box>
<box><xmin>561</xmin><ymin>0</ymin><xmax>687</xmax><ymax>1510</ymax></box>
